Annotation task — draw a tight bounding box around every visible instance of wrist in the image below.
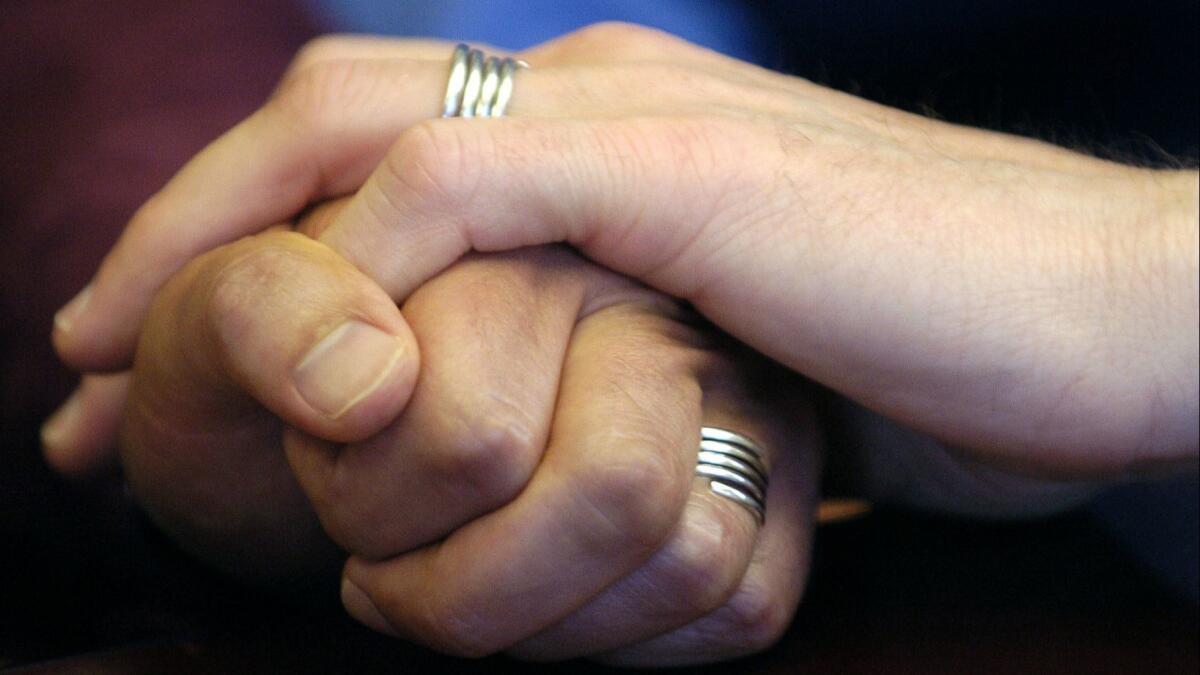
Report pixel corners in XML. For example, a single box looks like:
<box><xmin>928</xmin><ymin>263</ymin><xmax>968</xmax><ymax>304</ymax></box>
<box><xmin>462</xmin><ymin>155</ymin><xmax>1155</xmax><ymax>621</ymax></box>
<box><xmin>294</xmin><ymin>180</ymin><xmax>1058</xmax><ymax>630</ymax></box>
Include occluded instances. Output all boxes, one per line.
<box><xmin>1100</xmin><ymin>169</ymin><xmax>1198</xmax><ymax>466</ymax></box>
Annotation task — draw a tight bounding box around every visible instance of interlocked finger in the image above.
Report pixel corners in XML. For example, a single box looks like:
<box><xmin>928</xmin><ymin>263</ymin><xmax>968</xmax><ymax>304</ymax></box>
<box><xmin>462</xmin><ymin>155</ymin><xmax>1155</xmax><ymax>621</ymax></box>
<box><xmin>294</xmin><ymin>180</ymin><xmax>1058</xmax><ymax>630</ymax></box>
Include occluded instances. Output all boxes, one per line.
<box><xmin>339</xmin><ymin>301</ymin><xmax>708</xmax><ymax>657</ymax></box>
<box><xmin>598</xmin><ymin>408</ymin><xmax>818</xmax><ymax>666</ymax></box>
<box><xmin>506</xmin><ymin>358</ymin><xmax>818</xmax><ymax>663</ymax></box>
<box><xmin>284</xmin><ymin>247</ymin><xmax>639</xmax><ymax>559</ymax></box>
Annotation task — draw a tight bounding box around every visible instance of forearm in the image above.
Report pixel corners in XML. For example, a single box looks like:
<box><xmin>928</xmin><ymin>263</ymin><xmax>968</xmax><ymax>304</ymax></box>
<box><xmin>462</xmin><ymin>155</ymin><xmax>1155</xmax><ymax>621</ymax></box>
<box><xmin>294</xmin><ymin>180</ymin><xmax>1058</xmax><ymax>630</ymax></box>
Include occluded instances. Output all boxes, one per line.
<box><xmin>1009</xmin><ymin>164</ymin><xmax>1198</xmax><ymax>471</ymax></box>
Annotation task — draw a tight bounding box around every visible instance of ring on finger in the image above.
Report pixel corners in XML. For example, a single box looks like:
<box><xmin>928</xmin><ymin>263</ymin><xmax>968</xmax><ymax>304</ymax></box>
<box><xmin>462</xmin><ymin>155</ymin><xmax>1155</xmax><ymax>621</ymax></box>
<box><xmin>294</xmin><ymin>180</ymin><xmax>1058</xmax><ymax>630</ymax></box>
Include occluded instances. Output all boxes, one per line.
<box><xmin>697</xmin><ymin>426</ymin><xmax>769</xmax><ymax>524</ymax></box>
<box><xmin>442</xmin><ymin>44</ymin><xmax>524</xmax><ymax>118</ymax></box>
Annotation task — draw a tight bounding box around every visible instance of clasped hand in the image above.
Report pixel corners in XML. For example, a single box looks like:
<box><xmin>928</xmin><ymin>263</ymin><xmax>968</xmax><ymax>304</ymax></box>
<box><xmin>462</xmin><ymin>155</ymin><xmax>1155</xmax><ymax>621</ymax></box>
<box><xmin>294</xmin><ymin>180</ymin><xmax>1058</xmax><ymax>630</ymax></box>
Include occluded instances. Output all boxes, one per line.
<box><xmin>43</xmin><ymin>23</ymin><xmax>1198</xmax><ymax>667</ymax></box>
<box><xmin>119</xmin><ymin>222</ymin><xmax>816</xmax><ymax>664</ymax></box>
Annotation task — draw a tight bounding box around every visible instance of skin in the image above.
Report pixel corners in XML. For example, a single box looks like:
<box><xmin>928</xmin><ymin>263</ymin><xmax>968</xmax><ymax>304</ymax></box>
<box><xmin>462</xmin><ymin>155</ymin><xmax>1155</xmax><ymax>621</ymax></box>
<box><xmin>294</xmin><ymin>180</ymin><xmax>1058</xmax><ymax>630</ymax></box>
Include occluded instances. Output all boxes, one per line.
<box><xmin>114</xmin><ymin>231</ymin><xmax>820</xmax><ymax>664</ymax></box>
<box><xmin>41</xmin><ymin>21</ymin><xmax>1198</xmax><ymax>665</ymax></box>
<box><xmin>49</xmin><ymin>24</ymin><xmax>1197</xmax><ymax>478</ymax></box>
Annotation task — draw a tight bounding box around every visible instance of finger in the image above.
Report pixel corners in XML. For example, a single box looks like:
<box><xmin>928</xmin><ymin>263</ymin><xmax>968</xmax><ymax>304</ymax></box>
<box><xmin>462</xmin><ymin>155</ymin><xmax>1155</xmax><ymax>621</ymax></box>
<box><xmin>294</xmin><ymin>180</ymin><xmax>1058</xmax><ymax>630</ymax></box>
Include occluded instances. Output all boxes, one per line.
<box><xmin>118</xmin><ymin>228</ymin><xmax>404</xmax><ymax>585</ymax></box>
<box><xmin>284</xmin><ymin>247</ymin><xmax>637</xmax><ymax>558</ymax></box>
<box><xmin>280</xmin><ymin>35</ymin><xmax>468</xmax><ymax>82</ymax></box>
<box><xmin>132</xmin><ymin>229</ymin><xmax>418</xmax><ymax>444</ymax></box>
<box><xmin>598</xmin><ymin>425</ymin><xmax>815</xmax><ymax>666</ymax></box>
<box><xmin>506</xmin><ymin>481</ymin><xmax>759</xmax><ymax>661</ymax></box>
<box><xmin>51</xmin><ymin>36</ymin><xmax>774</xmax><ymax>374</ymax></box>
<box><xmin>507</xmin><ymin>363</ymin><xmax>817</xmax><ymax>661</ymax></box>
<box><xmin>317</xmin><ymin>113</ymin><xmax>1172</xmax><ymax>477</ymax></box>
<box><xmin>316</xmin><ymin>114</ymin><xmax>761</xmax><ymax>328</ymax></box>
<box><xmin>285</xmin><ymin>25</ymin><xmax>739</xmax><ymax>90</ymax></box>
<box><xmin>51</xmin><ymin>55</ymin><xmax>447</xmax><ymax>372</ymax></box>
<box><xmin>340</xmin><ymin>302</ymin><xmax>706</xmax><ymax>657</ymax></box>
<box><xmin>294</xmin><ymin>196</ymin><xmax>351</xmax><ymax>239</ymax></box>
<box><xmin>285</xmin><ymin>24</ymin><xmax>733</xmax><ymax>75</ymax></box>
<box><xmin>41</xmin><ymin>372</ymin><xmax>131</xmax><ymax>477</ymax></box>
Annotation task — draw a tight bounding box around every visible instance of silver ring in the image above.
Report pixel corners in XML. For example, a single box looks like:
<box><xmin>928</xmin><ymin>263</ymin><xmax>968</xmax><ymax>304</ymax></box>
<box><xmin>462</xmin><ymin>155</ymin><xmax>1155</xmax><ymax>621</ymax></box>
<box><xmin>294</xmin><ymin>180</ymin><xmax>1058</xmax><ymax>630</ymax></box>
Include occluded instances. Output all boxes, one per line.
<box><xmin>441</xmin><ymin>44</ymin><xmax>469</xmax><ymax>117</ymax></box>
<box><xmin>459</xmin><ymin>48</ymin><xmax>485</xmax><ymax>118</ymax></box>
<box><xmin>491</xmin><ymin>57</ymin><xmax>519</xmax><ymax>117</ymax></box>
<box><xmin>698</xmin><ymin>427</ymin><xmax>769</xmax><ymax>524</ymax></box>
<box><xmin>442</xmin><ymin>44</ymin><xmax>523</xmax><ymax>119</ymax></box>
<box><xmin>474</xmin><ymin>56</ymin><xmax>501</xmax><ymax>117</ymax></box>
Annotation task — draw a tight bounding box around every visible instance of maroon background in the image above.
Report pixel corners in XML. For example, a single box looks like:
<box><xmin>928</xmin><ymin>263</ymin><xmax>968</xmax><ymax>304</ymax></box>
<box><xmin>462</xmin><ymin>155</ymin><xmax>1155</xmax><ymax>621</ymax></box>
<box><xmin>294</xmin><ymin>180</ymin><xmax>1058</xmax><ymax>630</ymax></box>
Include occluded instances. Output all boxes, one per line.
<box><xmin>1</xmin><ymin>1</ymin><xmax>1196</xmax><ymax>672</ymax></box>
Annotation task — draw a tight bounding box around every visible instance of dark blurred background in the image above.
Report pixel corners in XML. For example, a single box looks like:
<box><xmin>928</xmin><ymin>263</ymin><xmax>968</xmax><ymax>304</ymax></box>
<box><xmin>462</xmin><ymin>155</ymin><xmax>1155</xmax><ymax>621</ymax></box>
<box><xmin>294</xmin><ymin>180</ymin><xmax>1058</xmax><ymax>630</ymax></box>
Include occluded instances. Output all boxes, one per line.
<box><xmin>2</xmin><ymin>1</ymin><xmax>1196</xmax><ymax>671</ymax></box>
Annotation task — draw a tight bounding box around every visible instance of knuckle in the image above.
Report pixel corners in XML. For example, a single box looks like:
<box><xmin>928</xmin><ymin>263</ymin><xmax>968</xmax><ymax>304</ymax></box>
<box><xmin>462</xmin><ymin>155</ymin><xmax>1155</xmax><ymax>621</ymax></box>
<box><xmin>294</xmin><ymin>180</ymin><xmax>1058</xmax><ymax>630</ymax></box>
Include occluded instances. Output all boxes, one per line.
<box><xmin>315</xmin><ymin>472</ymin><xmax>393</xmax><ymax>558</ymax></box>
<box><xmin>656</xmin><ymin>500</ymin><xmax>746</xmax><ymax>615</ymax></box>
<box><xmin>432</xmin><ymin>403</ymin><xmax>541</xmax><ymax>509</ymax></box>
<box><xmin>569</xmin><ymin>21</ymin><xmax>683</xmax><ymax>58</ymax></box>
<box><xmin>576</xmin><ymin>20</ymin><xmax>652</xmax><ymax>41</ymax></box>
<box><xmin>574</xmin><ymin>431</ymin><xmax>685</xmax><ymax>554</ymax></box>
<box><xmin>719</xmin><ymin>580</ymin><xmax>793</xmax><ymax>653</ymax></box>
<box><xmin>287</xmin><ymin>34</ymin><xmax>351</xmax><ymax>75</ymax></box>
<box><xmin>381</xmin><ymin>120</ymin><xmax>476</xmax><ymax>212</ymax></box>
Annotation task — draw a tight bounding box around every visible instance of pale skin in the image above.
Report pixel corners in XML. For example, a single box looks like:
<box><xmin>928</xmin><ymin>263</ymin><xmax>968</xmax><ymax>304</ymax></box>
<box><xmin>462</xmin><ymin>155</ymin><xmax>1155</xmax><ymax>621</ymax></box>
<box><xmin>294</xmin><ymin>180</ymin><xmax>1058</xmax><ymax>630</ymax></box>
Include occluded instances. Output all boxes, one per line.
<box><xmin>42</xmin><ymin>22</ymin><xmax>1199</xmax><ymax>666</ymax></box>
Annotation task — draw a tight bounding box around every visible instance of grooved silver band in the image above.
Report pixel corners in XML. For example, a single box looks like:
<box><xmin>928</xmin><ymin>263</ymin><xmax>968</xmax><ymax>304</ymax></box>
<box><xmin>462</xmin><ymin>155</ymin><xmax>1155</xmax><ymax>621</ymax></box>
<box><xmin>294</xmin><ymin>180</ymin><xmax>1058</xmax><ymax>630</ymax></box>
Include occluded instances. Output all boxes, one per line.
<box><xmin>698</xmin><ymin>427</ymin><xmax>769</xmax><ymax>524</ymax></box>
<box><xmin>442</xmin><ymin>44</ymin><xmax>522</xmax><ymax>118</ymax></box>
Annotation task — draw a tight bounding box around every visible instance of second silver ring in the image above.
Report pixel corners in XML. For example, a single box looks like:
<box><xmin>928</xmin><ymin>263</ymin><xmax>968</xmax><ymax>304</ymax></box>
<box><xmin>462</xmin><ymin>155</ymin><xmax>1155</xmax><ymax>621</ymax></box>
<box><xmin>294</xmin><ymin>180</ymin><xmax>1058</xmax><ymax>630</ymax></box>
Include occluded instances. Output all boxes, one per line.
<box><xmin>442</xmin><ymin>44</ymin><xmax>521</xmax><ymax>118</ymax></box>
<box><xmin>697</xmin><ymin>426</ymin><xmax>770</xmax><ymax>524</ymax></box>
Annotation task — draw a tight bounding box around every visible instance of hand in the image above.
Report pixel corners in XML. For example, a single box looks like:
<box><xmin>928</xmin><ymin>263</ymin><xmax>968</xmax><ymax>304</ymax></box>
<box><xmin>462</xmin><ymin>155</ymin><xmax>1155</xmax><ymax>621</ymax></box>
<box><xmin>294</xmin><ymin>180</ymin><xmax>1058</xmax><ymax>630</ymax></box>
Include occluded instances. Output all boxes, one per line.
<box><xmin>117</xmin><ymin>228</ymin><xmax>821</xmax><ymax>664</ymax></box>
<box><xmin>50</xmin><ymin>24</ymin><xmax>1197</xmax><ymax>482</ymax></box>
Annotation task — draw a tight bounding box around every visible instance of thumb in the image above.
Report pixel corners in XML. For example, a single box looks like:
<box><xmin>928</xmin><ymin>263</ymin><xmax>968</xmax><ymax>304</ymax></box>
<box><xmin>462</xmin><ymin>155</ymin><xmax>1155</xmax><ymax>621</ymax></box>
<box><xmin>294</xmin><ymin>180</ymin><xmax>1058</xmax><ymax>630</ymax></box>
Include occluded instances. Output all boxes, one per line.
<box><xmin>132</xmin><ymin>230</ymin><xmax>419</xmax><ymax>444</ymax></box>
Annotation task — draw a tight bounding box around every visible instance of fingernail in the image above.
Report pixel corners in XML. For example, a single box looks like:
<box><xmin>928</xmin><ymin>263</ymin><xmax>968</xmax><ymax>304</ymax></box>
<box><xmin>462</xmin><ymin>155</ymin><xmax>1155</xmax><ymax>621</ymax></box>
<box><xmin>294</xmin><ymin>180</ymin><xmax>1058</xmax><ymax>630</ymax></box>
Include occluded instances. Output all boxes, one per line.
<box><xmin>293</xmin><ymin>320</ymin><xmax>404</xmax><ymax>419</ymax></box>
<box><xmin>41</xmin><ymin>390</ymin><xmax>82</xmax><ymax>450</ymax></box>
<box><xmin>54</xmin><ymin>284</ymin><xmax>93</xmax><ymax>333</ymax></box>
<box><xmin>341</xmin><ymin>577</ymin><xmax>398</xmax><ymax>636</ymax></box>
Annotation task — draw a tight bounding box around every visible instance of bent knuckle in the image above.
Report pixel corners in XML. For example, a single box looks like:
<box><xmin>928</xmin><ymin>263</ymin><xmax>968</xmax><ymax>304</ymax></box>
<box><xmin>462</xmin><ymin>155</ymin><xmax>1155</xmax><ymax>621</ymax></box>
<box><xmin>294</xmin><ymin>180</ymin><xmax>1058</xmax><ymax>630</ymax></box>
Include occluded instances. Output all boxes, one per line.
<box><xmin>575</xmin><ymin>21</ymin><xmax>655</xmax><ymax>42</ymax></box>
<box><xmin>314</xmin><ymin>473</ymin><xmax>396</xmax><ymax>558</ymax></box>
<box><xmin>719</xmin><ymin>580</ymin><xmax>793</xmax><ymax>653</ymax></box>
<box><xmin>656</xmin><ymin>500</ymin><xmax>746</xmax><ymax>615</ymax></box>
<box><xmin>381</xmin><ymin>121</ymin><xmax>478</xmax><ymax>213</ymax></box>
<box><xmin>432</xmin><ymin>403</ymin><xmax>541</xmax><ymax>509</ymax></box>
<box><xmin>568</xmin><ymin>22</ymin><xmax>685</xmax><ymax>59</ymax></box>
<box><xmin>287</xmin><ymin>34</ymin><xmax>353</xmax><ymax>75</ymax></box>
<box><xmin>574</xmin><ymin>432</ymin><xmax>685</xmax><ymax>553</ymax></box>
